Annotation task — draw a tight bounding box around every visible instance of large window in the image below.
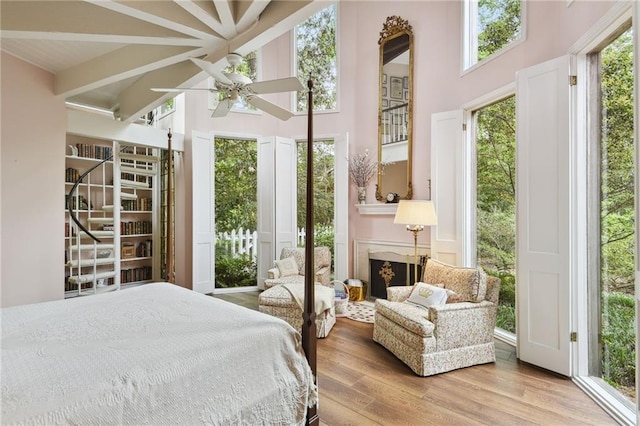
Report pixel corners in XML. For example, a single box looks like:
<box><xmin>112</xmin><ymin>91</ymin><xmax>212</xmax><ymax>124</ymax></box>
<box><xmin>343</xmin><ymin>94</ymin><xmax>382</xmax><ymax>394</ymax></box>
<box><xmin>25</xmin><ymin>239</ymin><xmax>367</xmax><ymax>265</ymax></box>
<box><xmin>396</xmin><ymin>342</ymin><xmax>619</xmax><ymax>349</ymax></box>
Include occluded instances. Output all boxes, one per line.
<box><xmin>464</xmin><ymin>0</ymin><xmax>523</xmax><ymax>70</ymax></box>
<box><xmin>296</xmin><ymin>139</ymin><xmax>335</xmax><ymax>272</ymax></box>
<box><xmin>295</xmin><ymin>4</ymin><xmax>337</xmax><ymax>112</ymax></box>
<box><xmin>214</xmin><ymin>137</ymin><xmax>258</xmax><ymax>289</ymax></box>
<box><xmin>474</xmin><ymin>96</ymin><xmax>516</xmax><ymax>336</ymax></box>
<box><xmin>590</xmin><ymin>26</ymin><xmax>635</xmax><ymax>405</ymax></box>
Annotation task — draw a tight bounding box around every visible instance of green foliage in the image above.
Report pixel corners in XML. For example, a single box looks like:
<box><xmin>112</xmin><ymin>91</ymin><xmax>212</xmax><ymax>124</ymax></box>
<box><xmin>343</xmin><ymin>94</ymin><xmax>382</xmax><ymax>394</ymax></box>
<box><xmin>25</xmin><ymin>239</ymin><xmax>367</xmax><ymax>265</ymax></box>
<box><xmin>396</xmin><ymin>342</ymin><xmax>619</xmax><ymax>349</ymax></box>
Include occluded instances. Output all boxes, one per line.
<box><xmin>214</xmin><ymin>138</ymin><xmax>258</xmax><ymax>232</ymax></box>
<box><xmin>601</xmin><ymin>292</ymin><xmax>636</xmax><ymax>389</ymax></box>
<box><xmin>296</xmin><ymin>4</ymin><xmax>337</xmax><ymax>111</ymax></box>
<box><xmin>477</xmin><ymin>0</ymin><xmax>521</xmax><ymax>61</ymax></box>
<box><xmin>600</xmin><ymin>29</ymin><xmax>635</xmax><ymax>295</ymax></box>
<box><xmin>486</xmin><ymin>269</ymin><xmax>516</xmax><ymax>333</ymax></box>
<box><xmin>297</xmin><ymin>140</ymin><xmax>335</xmax><ymax>228</ymax></box>
<box><xmin>496</xmin><ymin>304</ymin><xmax>516</xmax><ymax>334</ymax></box>
<box><xmin>598</xmin><ymin>28</ymin><xmax>635</xmax><ymax>398</ymax></box>
<box><xmin>214</xmin><ymin>251</ymin><xmax>257</xmax><ymax>288</ymax></box>
<box><xmin>477</xmin><ymin>207</ymin><xmax>515</xmax><ymax>273</ymax></box>
<box><xmin>475</xmin><ymin>95</ymin><xmax>517</xmax><ymax>334</ymax></box>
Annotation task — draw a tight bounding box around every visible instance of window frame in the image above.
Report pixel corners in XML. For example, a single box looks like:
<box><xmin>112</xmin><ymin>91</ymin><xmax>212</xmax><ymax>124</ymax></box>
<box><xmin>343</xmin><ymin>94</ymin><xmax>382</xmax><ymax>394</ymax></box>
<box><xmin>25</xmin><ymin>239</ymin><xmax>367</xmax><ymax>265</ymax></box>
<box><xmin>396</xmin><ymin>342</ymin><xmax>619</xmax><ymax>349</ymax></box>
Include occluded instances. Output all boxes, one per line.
<box><xmin>461</xmin><ymin>0</ymin><xmax>527</xmax><ymax>75</ymax></box>
<box><xmin>292</xmin><ymin>2</ymin><xmax>339</xmax><ymax>114</ymax></box>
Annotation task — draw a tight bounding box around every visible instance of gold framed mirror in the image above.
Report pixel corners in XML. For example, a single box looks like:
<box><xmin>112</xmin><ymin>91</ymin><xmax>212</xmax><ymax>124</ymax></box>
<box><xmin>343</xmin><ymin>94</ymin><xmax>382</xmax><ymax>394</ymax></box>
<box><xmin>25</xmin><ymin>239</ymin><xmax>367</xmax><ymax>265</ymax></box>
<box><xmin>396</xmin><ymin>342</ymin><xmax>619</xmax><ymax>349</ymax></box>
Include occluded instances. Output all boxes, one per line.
<box><xmin>376</xmin><ymin>16</ymin><xmax>413</xmax><ymax>202</ymax></box>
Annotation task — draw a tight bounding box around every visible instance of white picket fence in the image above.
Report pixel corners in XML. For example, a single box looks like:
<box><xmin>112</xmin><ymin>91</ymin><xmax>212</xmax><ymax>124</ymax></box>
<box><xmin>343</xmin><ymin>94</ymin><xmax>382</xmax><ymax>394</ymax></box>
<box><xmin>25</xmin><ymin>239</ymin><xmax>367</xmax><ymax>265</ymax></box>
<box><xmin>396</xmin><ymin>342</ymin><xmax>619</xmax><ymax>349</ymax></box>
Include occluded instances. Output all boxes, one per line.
<box><xmin>217</xmin><ymin>228</ymin><xmax>258</xmax><ymax>260</ymax></box>
<box><xmin>216</xmin><ymin>227</ymin><xmax>316</xmax><ymax>260</ymax></box>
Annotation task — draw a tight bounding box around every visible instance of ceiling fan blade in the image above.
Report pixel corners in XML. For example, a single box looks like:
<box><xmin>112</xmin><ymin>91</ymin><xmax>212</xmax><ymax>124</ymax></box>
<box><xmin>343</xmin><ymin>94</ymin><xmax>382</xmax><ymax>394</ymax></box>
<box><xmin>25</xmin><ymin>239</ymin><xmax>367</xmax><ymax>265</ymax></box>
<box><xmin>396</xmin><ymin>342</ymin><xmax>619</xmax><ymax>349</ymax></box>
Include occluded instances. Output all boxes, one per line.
<box><xmin>151</xmin><ymin>87</ymin><xmax>217</xmax><ymax>93</ymax></box>
<box><xmin>190</xmin><ymin>58</ymin><xmax>232</xmax><ymax>86</ymax></box>
<box><xmin>247</xmin><ymin>77</ymin><xmax>305</xmax><ymax>94</ymax></box>
<box><xmin>211</xmin><ymin>99</ymin><xmax>233</xmax><ymax>118</ymax></box>
<box><xmin>246</xmin><ymin>96</ymin><xmax>294</xmax><ymax>121</ymax></box>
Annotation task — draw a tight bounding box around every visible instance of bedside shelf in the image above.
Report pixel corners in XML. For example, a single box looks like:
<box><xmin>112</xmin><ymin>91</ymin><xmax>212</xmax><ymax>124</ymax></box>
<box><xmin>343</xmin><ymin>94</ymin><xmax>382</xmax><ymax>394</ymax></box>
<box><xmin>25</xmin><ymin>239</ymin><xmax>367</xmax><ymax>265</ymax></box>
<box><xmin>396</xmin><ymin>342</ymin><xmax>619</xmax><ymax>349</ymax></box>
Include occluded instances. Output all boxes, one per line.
<box><xmin>355</xmin><ymin>203</ymin><xmax>398</xmax><ymax>215</ymax></box>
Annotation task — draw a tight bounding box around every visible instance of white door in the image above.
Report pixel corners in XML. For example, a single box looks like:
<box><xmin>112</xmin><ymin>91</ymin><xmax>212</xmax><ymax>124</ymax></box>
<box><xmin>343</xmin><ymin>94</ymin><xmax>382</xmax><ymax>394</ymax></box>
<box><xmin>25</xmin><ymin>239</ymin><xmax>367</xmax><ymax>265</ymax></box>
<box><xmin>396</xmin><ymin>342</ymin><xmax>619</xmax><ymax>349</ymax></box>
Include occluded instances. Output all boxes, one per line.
<box><xmin>191</xmin><ymin>130</ymin><xmax>215</xmax><ymax>294</ymax></box>
<box><xmin>257</xmin><ymin>136</ymin><xmax>275</xmax><ymax>290</ymax></box>
<box><xmin>256</xmin><ymin>136</ymin><xmax>297</xmax><ymax>289</ymax></box>
<box><xmin>333</xmin><ymin>133</ymin><xmax>349</xmax><ymax>281</ymax></box>
<box><xmin>274</xmin><ymin>137</ymin><xmax>297</xmax><ymax>256</ymax></box>
<box><xmin>516</xmin><ymin>55</ymin><xmax>572</xmax><ymax>376</ymax></box>
<box><xmin>430</xmin><ymin>110</ymin><xmax>466</xmax><ymax>266</ymax></box>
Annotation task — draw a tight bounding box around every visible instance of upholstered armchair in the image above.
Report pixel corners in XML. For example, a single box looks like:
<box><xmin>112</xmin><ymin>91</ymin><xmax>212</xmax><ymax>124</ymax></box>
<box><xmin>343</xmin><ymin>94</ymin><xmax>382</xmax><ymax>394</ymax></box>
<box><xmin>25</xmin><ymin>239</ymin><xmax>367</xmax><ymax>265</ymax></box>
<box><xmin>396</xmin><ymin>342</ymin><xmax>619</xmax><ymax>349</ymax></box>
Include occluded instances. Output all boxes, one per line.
<box><xmin>264</xmin><ymin>246</ymin><xmax>332</xmax><ymax>289</ymax></box>
<box><xmin>373</xmin><ymin>259</ymin><xmax>501</xmax><ymax>376</ymax></box>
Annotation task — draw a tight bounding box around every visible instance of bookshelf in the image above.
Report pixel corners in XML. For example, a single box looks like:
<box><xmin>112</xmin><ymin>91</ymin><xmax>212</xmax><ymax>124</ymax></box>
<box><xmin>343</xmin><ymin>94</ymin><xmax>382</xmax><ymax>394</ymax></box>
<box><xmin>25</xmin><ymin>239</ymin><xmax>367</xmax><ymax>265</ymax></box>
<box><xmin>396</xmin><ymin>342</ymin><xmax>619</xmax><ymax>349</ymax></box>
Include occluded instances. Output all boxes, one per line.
<box><xmin>65</xmin><ymin>135</ymin><xmax>160</xmax><ymax>297</ymax></box>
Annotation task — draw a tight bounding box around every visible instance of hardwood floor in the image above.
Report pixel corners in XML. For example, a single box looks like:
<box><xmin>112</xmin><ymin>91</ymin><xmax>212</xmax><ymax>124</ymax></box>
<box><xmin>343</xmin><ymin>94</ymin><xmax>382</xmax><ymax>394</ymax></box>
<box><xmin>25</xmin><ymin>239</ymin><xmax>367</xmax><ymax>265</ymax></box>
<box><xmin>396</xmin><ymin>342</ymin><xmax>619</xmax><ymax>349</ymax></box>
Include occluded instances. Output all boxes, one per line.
<box><xmin>213</xmin><ymin>290</ymin><xmax>616</xmax><ymax>425</ymax></box>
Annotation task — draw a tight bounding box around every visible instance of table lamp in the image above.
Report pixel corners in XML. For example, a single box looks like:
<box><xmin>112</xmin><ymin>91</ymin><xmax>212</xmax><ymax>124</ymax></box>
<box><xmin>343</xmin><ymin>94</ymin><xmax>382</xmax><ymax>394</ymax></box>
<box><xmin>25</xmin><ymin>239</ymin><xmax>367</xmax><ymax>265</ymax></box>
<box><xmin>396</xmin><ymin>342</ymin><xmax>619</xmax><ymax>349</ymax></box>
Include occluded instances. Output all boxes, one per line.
<box><xmin>393</xmin><ymin>200</ymin><xmax>438</xmax><ymax>284</ymax></box>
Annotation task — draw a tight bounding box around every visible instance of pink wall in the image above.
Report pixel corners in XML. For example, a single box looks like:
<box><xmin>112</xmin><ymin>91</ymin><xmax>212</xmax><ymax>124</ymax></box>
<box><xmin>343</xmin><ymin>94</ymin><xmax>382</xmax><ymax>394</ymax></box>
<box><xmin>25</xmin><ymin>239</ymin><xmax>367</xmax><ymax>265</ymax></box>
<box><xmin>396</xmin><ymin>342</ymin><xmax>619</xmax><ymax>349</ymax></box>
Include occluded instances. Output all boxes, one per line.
<box><xmin>183</xmin><ymin>1</ymin><xmax>616</xmax><ymax>278</ymax></box>
<box><xmin>0</xmin><ymin>2</ymin><xmax>619</xmax><ymax>301</ymax></box>
<box><xmin>1</xmin><ymin>51</ymin><xmax>67</xmax><ymax>307</ymax></box>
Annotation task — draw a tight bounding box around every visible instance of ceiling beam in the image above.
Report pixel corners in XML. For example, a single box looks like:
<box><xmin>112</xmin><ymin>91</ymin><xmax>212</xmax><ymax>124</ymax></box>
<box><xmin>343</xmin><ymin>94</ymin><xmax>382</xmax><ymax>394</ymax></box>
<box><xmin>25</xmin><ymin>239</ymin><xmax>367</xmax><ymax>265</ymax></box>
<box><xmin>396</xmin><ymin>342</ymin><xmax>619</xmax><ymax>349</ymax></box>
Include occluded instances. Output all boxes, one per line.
<box><xmin>234</xmin><ymin>0</ymin><xmax>270</xmax><ymax>34</ymax></box>
<box><xmin>0</xmin><ymin>1</ymin><xmax>189</xmax><ymax>39</ymax></box>
<box><xmin>177</xmin><ymin>1</ymin><xmax>232</xmax><ymax>39</ymax></box>
<box><xmin>116</xmin><ymin>51</ymin><xmax>226</xmax><ymax>121</ymax></box>
<box><xmin>1</xmin><ymin>30</ymin><xmax>206</xmax><ymax>46</ymax></box>
<box><xmin>87</xmin><ymin>0</ymin><xmax>218</xmax><ymax>40</ymax></box>
<box><xmin>55</xmin><ymin>45</ymin><xmax>204</xmax><ymax>97</ymax></box>
<box><xmin>229</xmin><ymin>1</ymin><xmax>327</xmax><ymax>54</ymax></box>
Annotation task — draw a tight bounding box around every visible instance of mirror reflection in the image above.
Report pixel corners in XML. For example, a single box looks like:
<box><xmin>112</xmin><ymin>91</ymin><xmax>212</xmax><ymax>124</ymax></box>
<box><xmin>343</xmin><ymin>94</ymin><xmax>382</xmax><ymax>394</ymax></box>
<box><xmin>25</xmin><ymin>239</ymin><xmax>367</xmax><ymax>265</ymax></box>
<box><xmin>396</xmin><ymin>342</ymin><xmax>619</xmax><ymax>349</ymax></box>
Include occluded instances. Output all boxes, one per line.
<box><xmin>376</xmin><ymin>16</ymin><xmax>413</xmax><ymax>202</ymax></box>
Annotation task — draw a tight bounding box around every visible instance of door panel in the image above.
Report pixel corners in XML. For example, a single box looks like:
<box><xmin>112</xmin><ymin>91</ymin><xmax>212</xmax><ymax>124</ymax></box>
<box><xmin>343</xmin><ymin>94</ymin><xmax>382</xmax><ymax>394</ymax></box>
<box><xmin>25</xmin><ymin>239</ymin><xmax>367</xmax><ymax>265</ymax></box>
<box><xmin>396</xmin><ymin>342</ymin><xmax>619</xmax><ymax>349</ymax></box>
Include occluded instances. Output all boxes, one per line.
<box><xmin>191</xmin><ymin>130</ymin><xmax>215</xmax><ymax>294</ymax></box>
<box><xmin>431</xmin><ymin>110</ymin><xmax>464</xmax><ymax>265</ymax></box>
<box><xmin>516</xmin><ymin>55</ymin><xmax>572</xmax><ymax>376</ymax></box>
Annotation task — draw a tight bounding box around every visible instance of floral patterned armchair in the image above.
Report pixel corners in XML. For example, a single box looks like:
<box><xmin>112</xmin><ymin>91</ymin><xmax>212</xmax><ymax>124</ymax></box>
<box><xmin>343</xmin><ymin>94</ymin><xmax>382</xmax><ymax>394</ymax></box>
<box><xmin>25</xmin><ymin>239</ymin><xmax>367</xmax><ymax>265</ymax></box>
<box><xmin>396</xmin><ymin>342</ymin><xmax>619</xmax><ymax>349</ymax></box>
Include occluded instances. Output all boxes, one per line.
<box><xmin>264</xmin><ymin>247</ymin><xmax>332</xmax><ymax>289</ymax></box>
<box><xmin>373</xmin><ymin>258</ymin><xmax>500</xmax><ymax>376</ymax></box>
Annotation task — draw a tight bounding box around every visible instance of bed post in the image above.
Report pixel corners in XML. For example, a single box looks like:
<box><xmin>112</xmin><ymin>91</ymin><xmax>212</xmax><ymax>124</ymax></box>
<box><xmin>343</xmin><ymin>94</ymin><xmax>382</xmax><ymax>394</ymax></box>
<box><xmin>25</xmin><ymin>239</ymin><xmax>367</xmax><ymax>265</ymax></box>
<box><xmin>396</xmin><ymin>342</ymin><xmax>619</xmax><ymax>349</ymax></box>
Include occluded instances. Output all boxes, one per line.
<box><xmin>303</xmin><ymin>79</ymin><xmax>319</xmax><ymax>426</ymax></box>
<box><xmin>166</xmin><ymin>129</ymin><xmax>174</xmax><ymax>283</ymax></box>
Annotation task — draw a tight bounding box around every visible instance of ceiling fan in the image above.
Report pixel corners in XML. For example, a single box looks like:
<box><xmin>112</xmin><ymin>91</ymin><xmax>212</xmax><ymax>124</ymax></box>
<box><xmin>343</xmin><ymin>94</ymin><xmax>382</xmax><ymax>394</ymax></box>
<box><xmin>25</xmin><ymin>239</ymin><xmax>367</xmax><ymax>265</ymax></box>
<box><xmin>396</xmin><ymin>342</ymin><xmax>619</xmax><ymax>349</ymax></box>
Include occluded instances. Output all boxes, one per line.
<box><xmin>152</xmin><ymin>53</ymin><xmax>304</xmax><ymax>121</ymax></box>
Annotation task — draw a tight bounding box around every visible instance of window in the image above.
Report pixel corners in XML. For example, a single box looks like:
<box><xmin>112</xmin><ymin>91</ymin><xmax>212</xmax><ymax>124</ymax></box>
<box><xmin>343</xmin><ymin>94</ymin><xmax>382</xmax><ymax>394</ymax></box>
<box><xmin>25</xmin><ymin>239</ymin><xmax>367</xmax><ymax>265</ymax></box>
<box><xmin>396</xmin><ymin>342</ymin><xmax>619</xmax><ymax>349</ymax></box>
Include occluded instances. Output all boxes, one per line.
<box><xmin>296</xmin><ymin>139</ymin><xmax>335</xmax><ymax>271</ymax></box>
<box><xmin>474</xmin><ymin>95</ymin><xmax>516</xmax><ymax>336</ymax></box>
<box><xmin>464</xmin><ymin>0</ymin><xmax>523</xmax><ymax>70</ymax></box>
<box><xmin>295</xmin><ymin>4</ymin><xmax>337</xmax><ymax>112</ymax></box>
<box><xmin>214</xmin><ymin>137</ymin><xmax>258</xmax><ymax>289</ymax></box>
<box><xmin>589</xmin><ymin>26</ymin><xmax>635</xmax><ymax>406</ymax></box>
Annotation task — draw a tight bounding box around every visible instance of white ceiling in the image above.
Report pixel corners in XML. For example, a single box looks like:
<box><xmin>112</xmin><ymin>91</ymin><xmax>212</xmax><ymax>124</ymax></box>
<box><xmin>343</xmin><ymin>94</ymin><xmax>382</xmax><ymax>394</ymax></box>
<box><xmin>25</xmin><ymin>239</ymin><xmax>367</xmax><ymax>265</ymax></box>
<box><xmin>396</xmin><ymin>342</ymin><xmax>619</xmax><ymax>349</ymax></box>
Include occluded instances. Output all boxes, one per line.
<box><xmin>0</xmin><ymin>0</ymin><xmax>326</xmax><ymax>121</ymax></box>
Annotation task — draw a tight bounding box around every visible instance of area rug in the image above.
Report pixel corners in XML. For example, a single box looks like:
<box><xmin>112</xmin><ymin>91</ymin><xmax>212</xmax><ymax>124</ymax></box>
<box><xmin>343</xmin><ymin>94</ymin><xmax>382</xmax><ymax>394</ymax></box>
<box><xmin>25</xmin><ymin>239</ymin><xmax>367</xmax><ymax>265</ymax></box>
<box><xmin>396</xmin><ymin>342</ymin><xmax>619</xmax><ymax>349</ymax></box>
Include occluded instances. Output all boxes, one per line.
<box><xmin>343</xmin><ymin>300</ymin><xmax>375</xmax><ymax>324</ymax></box>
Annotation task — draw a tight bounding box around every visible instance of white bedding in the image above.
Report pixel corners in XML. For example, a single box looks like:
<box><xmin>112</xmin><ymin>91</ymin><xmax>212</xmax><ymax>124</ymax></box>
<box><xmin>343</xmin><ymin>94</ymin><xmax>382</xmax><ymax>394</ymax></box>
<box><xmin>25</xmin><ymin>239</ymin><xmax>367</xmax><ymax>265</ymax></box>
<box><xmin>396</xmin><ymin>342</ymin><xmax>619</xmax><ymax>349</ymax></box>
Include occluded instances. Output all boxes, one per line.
<box><xmin>1</xmin><ymin>283</ymin><xmax>315</xmax><ymax>425</ymax></box>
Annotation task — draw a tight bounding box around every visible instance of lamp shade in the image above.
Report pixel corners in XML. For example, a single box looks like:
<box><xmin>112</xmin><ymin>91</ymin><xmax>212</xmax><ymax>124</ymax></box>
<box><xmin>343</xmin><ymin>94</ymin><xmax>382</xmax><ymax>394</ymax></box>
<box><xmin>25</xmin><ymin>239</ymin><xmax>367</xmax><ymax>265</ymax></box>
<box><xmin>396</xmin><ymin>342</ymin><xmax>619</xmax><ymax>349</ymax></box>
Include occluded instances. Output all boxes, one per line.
<box><xmin>393</xmin><ymin>200</ymin><xmax>438</xmax><ymax>226</ymax></box>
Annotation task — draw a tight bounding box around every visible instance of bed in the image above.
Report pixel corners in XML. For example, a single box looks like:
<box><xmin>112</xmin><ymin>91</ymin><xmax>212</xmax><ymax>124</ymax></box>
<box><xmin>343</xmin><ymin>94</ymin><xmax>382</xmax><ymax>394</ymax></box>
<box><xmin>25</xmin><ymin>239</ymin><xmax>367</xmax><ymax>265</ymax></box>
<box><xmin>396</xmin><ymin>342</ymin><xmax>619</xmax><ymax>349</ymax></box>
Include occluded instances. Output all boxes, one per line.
<box><xmin>1</xmin><ymin>283</ymin><xmax>317</xmax><ymax>425</ymax></box>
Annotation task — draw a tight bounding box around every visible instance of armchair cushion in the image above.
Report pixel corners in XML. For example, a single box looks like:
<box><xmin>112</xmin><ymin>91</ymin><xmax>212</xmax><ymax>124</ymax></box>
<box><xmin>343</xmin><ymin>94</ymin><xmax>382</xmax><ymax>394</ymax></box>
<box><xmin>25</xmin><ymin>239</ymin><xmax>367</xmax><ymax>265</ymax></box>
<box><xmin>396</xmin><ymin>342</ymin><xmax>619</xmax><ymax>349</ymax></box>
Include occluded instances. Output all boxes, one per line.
<box><xmin>422</xmin><ymin>259</ymin><xmax>488</xmax><ymax>303</ymax></box>
<box><xmin>405</xmin><ymin>282</ymin><xmax>448</xmax><ymax>310</ymax></box>
<box><xmin>375</xmin><ymin>299</ymin><xmax>435</xmax><ymax>337</ymax></box>
<box><xmin>275</xmin><ymin>256</ymin><xmax>299</xmax><ymax>278</ymax></box>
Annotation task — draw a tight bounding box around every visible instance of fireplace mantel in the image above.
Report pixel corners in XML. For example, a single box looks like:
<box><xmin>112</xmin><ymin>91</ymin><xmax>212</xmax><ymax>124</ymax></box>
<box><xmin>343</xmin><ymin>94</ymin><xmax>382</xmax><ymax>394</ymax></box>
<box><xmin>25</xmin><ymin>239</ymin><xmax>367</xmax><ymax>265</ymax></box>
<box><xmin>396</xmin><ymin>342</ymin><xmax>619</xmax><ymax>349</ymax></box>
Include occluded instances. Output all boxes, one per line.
<box><xmin>355</xmin><ymin>203</ymin><xmax>397</xmax><ymax>215</ymax></box>
<box><xmin>353</xmin><ymin>239</ymin><xmax>430</xmax><ymax>298</ymax></box>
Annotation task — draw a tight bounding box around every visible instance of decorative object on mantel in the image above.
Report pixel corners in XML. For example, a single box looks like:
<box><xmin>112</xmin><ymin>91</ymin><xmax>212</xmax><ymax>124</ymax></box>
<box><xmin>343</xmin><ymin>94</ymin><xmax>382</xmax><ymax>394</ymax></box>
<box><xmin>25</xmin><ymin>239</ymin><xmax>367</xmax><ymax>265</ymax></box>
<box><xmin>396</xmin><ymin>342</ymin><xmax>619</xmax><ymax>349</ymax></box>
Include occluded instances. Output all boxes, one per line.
<box><xmin>393</xmin><ymin>200</ymin><xmax>438</xmax><ymax>283</ymax></box>
<box><xmin>348</xmin><ymin>150</ymin><xmax>378</xmax><ymax>204</ymax></box>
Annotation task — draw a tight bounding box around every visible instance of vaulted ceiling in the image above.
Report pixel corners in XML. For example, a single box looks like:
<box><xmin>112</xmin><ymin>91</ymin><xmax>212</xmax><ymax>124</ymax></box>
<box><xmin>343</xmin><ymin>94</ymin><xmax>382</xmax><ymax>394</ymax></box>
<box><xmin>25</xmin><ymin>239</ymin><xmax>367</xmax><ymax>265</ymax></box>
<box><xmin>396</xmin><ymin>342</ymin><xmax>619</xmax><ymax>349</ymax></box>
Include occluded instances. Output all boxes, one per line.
<box><xmin>0</xmin><ymin>0</ymin><xmax>325</xmax><ymax>121</ymax></box>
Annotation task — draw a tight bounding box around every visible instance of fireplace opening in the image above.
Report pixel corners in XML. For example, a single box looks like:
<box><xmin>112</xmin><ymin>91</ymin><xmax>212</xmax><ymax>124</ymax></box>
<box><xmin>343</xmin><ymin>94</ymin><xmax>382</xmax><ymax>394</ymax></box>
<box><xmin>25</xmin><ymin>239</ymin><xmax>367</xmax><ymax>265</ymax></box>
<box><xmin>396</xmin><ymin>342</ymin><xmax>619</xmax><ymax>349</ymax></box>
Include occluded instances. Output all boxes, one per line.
<box><xmin>368</xmin><ymin>251</ymin><xmax>427</xmax><ymax>299</ymax></box>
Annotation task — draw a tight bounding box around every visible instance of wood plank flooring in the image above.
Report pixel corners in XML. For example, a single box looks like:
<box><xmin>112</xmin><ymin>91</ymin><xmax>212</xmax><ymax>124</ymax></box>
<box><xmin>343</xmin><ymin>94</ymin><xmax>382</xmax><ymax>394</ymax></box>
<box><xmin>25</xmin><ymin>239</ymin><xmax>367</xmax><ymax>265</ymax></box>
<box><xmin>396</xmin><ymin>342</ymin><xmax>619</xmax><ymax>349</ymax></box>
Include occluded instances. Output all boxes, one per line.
<box><xmin>213</xmin><ymin>290</ymin><xmax>615</xmax><ymax>425</ymax></box>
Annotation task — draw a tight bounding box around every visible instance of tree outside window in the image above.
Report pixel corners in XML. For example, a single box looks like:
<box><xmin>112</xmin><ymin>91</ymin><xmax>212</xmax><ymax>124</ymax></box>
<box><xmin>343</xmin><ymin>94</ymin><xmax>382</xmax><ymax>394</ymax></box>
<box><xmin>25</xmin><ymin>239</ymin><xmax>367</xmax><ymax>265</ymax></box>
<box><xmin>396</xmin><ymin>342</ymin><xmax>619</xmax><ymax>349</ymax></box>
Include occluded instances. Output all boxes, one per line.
<box><xmin>295</xmin><ymin>4</ymin><xmax>337</xmax><ymax>112</ymax></box>
<box><xmin>465</xmin><ymin>0</ymin><xmax>522</xmax><ymax>68</ymax></box>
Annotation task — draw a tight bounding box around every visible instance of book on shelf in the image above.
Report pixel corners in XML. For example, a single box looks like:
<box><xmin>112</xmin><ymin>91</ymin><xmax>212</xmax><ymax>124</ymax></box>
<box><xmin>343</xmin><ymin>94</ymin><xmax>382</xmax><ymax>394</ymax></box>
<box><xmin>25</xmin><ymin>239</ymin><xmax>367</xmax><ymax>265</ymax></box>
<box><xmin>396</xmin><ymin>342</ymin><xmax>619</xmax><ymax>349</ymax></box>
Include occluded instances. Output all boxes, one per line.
<box><xmin>65</xmin><ymin>167</ymin><xmax>79</xmax><ymax>183</ymax></box>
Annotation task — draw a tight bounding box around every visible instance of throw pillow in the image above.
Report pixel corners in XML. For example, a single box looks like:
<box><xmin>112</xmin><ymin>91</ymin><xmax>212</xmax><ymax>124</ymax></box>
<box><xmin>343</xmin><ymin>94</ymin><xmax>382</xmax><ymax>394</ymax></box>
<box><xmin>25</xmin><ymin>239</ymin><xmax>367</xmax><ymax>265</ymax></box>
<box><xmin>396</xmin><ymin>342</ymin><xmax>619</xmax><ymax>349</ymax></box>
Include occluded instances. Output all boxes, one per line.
<box><xmin>445</xmin><ymin>289</ymin><xmax>462</xmax><ymax>303</ymax></box>
<box><xmin>404</xmin><ymin>282</ymin><xmax>448</xmax><ymax>310</ymax></box>
<box><xmin>275</xmin><ymin>256</ymin><xmax>299</xmax><ymax>277</ymax></box>
<box><xmin>422</xmin><ymin>259</ymin><xmax>488</xmax><ymax>303</ymax></box>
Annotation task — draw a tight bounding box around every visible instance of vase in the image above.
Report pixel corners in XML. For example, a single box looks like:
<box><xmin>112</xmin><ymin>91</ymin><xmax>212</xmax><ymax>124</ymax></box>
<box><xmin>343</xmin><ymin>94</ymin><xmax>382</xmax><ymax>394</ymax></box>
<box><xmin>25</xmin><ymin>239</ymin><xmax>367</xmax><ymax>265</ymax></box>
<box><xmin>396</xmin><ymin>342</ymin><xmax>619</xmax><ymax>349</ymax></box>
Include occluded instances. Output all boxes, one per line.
<box><xmin>357</xmin><ymin>186</ymin><xmax>367</xmax><ymax>204</ymax></box>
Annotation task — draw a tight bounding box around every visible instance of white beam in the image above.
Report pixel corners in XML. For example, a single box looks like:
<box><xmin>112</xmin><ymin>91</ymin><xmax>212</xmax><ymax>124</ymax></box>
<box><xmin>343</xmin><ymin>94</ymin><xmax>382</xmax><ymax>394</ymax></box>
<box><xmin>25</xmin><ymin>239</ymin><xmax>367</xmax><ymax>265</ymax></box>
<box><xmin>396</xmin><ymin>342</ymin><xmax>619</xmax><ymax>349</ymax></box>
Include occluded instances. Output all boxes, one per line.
<box><xmin>88</xmin><ymin>0</ymin><xmax>218</xmax><ymax>40</ymax></box>
<box><xmin>55</xmin><ymin>45</ymin><xmax>204</xmax><ymax>97</ymax></box>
